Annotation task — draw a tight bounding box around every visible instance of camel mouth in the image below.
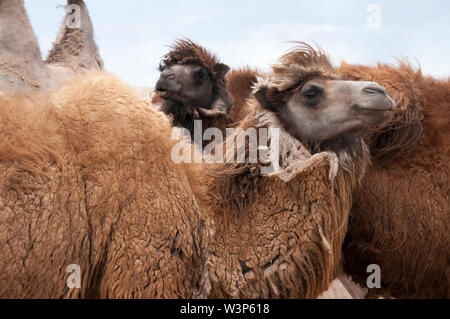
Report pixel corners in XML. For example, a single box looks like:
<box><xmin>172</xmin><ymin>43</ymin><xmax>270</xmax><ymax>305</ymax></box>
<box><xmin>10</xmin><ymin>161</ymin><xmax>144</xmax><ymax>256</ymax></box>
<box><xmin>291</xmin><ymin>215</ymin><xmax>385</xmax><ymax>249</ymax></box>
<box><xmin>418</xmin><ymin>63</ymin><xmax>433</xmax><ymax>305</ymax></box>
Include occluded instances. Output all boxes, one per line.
<box><xmin>353</xmin><ymin>101</ymin><xmax>396</xmax><ymax>113</ymax></box>
<box><xmin>156</xmin><ymin>90</ymin><xmax>170</xmax><ymax>99</ymax></box>
<box><xmin>348</xmin><ymin>109</ymin><xmax>392</xmax><ymax>132</ymax></box>
<box><xmin>353</xmin><ymin>109</ymin><xmax>394</xmax><ymax>129</ymax></box>
<box><xmin>352</xmin><ymin>99</ymin><xmax>396</xmax><ymax>126</ymax></box>
<box><xmin>360</xmin><ymin>108</ymin><xmax>395</xmax><ymax>118</ymax></box>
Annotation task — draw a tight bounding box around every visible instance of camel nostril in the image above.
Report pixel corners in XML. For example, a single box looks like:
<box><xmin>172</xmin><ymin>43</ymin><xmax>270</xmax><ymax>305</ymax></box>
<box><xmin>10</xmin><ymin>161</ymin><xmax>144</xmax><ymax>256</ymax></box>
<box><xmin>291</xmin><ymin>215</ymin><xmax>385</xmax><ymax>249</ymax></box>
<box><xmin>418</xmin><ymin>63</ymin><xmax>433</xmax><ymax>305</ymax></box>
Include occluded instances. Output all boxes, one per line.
<box><xmin>363</xmin><ymin>84</ymin><xmax>387</xmax><ymax>95</ymax></box>
<box><xmin>155</xmin><ymin>80</ymin><xmax>166</xmax><ymax>92</ymax></box>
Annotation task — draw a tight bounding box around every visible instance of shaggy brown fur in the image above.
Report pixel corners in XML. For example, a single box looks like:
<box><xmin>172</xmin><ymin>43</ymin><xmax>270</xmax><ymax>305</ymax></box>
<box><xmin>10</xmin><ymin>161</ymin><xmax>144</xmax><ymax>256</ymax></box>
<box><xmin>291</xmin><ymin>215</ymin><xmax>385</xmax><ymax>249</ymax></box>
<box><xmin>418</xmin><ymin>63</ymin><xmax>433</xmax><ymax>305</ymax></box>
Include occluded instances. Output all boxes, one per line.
<box><xmin>161</xmin><ymin>39</ymin><xmax>227</xmax><ymax>80</ymax></box>
<box><xmin>189</xmin><ymin>45</ymin><xmax>379</xmax><ymax>298</ymax></box>
<box><xmin>0</xmin><ymin>47</ymin><xmax>393</xmax><ymax>299</ymax></box>
<box><xmin>157</xmin><ymin>39</ymin><xmax>233</xmax><ymax>144</ymax></box>
<box><xmin>0</xmin><ymin>73</ymin><xmax>209</xmax><ymax>298</ymax></box>
<box><xmin>338</xmin><ymin>61</ymin><xmax>450</xmax><ymax>298</ymax></box>
<box><xmin>0</xmin><ymin>68</ymin><xmax>360</xmax><ymax>299</ymax></box>
<box><xmin>226</xmin><ymin>67</ymin><xmax>259</xmax><ymax>122</ymax></box>
<box><xmin>197</xmin><ymin>106</ymin><xmax>360</xmax><ymax>298</ymax></box>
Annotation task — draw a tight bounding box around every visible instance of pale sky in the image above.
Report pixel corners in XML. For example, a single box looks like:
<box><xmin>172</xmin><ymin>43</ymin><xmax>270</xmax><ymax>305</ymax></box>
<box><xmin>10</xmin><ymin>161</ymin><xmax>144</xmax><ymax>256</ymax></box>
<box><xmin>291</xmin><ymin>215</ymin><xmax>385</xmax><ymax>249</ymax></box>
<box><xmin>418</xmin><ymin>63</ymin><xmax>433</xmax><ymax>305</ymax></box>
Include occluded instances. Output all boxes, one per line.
<box><xmin>24</xmin><ymin>0</ymin><xmax>450</xmax><ymax>87</ymax></box>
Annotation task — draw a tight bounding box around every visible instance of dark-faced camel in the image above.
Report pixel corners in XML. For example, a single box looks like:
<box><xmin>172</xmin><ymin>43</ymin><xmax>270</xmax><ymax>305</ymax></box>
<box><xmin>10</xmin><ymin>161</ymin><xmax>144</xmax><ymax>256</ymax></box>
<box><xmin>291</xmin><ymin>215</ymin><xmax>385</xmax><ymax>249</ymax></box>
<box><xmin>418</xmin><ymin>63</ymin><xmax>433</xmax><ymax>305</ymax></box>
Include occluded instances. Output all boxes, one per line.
<box><xmin>154</xmin><ymin>39</ymin><xmax>233</xmax><ymax>146</ymax></box>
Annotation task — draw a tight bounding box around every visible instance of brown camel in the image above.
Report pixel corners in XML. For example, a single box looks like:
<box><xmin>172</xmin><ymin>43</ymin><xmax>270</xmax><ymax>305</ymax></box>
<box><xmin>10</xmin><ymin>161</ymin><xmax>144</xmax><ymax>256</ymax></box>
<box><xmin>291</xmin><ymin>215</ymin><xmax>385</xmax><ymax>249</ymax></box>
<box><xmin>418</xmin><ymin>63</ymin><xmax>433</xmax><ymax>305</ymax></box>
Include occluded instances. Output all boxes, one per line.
<box><xmin>338</xmin><ymin>61</ymin><xmax>450</xmax><ymax>299</ymax></box>
<box><xmin>0</xmin><ymin>72</ymin><xmax>209</xmax><ymax>298</ymax></box>
<box><xmin>192</xmin><ymin>44</ymin><xmax>395</xmax><ymax>298</ymax></box>
<box><xmin>226</xmin><ymin>67</ymin><xmax>260</xmax><ymax>123</ymax></box>
<box><xmin>0</xmin><ymin>44</ymin><xmax>395</xmax><ymax>298</ymax></box>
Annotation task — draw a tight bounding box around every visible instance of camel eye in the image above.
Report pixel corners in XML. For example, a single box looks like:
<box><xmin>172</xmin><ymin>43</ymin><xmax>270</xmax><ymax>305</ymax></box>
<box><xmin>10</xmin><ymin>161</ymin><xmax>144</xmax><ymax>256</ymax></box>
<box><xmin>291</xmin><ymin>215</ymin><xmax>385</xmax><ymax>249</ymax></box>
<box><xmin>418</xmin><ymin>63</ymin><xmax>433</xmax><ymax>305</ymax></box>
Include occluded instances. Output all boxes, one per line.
<box><xmin>302</xmin><ymin>84</ymin><xmax>323</xmax><ymax>106</ymax></box>
<box><xmin>195</xmin><ymin>68</ymin><xmax>209</xmax><ymax>83</ymax></box>
<box><xmin>304</xmin><ymin>89</ymin><xmax>318</xmax><ymax>99</ymax></box>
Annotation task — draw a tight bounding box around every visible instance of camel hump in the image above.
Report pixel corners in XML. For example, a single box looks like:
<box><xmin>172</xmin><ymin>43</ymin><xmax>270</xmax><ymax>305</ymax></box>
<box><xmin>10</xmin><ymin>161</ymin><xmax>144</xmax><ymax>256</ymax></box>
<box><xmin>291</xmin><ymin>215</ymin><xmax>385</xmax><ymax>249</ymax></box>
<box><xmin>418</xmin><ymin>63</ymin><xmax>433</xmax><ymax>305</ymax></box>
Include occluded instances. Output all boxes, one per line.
<box><xmin>0</xmin><ymin>0</ymin><xmax>42</xmax><ymax>62</ymax></box>
<box><xmin>45</xmin><ymin>0</ymin><xmax>103</xmax><ymax>71</ymax></box>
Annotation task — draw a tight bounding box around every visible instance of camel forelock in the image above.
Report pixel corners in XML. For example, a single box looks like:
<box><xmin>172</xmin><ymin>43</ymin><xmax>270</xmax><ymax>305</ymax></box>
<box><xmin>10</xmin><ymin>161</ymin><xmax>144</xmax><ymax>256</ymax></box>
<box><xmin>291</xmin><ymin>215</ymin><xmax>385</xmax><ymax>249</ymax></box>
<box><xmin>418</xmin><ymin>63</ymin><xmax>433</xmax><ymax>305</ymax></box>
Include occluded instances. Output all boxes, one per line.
<box><xmin>160</xmin><ymin>38</ymin><xmax>226</xmax><ymax>80</ymax></box>
<box><xmin>262</xmin><ymin>42</ymin><xmax>337</xmax><ymax>93</ymax></box>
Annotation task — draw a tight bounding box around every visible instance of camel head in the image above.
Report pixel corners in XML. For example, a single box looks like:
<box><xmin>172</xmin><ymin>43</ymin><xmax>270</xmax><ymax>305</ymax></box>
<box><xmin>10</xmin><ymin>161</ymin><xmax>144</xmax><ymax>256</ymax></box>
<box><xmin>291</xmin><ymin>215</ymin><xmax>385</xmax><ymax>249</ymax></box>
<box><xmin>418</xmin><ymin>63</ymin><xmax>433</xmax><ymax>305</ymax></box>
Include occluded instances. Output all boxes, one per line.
<box><xmin>156</xmin><ymin>63</ymin><xmax>216</xmax><ymax>107</ymax></box>
<box><xmin>155</xmin><ymin>39</ymin><xmax>231</xmax><ymax>109</ymax></box>
<box><xmin>253</xmin><ymin>43</ymin><xmax>395</xmax><ymax>151</ymax></box>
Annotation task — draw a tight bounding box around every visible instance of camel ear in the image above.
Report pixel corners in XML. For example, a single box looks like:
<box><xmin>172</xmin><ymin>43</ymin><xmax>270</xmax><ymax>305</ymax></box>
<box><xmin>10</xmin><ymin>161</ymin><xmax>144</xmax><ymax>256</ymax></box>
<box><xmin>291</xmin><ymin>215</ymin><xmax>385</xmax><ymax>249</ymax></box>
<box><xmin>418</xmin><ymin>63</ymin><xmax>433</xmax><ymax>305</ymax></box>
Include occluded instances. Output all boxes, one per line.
<box><xmin>254</xmin><ymin>87</ymin><xmax>272</xmax><ymax>111</ymax></box>
<box><xmin>253</xmin><ymin>81</ymin><xmax>280</xmax><ymax>112</ymax></box>
<box><xmin>213</xmin><ymin>63</ymin><xmax>230</xmax><ymax>79</ymax></box>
